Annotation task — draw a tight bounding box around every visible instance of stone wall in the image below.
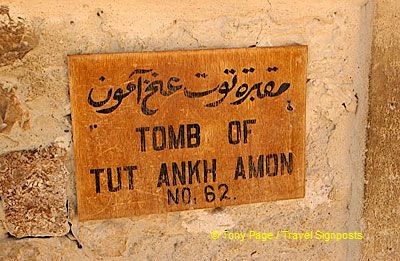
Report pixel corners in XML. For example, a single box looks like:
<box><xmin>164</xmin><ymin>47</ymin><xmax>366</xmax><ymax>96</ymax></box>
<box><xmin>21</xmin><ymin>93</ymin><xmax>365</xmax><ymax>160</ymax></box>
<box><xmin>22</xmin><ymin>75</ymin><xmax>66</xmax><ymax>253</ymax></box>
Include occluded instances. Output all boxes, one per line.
<box><xmin>363</xmin><ymin>0</ymin><xmax>400</xmax><ymax>259</ymax></box>
<box><xmin>0</xmin><ymin>1</ymin><xmax>372</xmax><ymax>260</ymax></box>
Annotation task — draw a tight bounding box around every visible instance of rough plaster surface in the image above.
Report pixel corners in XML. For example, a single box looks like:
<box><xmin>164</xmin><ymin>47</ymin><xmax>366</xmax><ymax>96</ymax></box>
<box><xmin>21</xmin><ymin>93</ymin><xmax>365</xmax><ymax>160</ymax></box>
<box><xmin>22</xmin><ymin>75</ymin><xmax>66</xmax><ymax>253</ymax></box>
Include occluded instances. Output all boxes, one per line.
<box><xmin>0</xmin><ymin>0</ymin><xmax>372</xmax><ymax>260</ymax></box>
<box><xmin>0</xmin><ymin>145</ymin><xmax>69</xmax><ymax>237</ymax></box>
<box><xmin>0</xmin><ymin>5</ymin><xmax>38</xmax><ymax>67</ymax></box>
<box><xmin>363</xmin><ymin>0</ymin><xmax>400</xmax><ymax>260</ymax></box>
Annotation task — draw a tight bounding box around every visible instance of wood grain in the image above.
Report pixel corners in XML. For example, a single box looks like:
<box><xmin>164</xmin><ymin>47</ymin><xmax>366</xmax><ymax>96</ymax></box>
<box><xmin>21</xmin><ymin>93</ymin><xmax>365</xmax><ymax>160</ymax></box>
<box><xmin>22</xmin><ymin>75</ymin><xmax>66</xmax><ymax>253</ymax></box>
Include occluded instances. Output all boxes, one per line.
<box><xmin>68</xmin><ymin>46</ymin><xmax>307</xmax><ymax>221</ymax></box>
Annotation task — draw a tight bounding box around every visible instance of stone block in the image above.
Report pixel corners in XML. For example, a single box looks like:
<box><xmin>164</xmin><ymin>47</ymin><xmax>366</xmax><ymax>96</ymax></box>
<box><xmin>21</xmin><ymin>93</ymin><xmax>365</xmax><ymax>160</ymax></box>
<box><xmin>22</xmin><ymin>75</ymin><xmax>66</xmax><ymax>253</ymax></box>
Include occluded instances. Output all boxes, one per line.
<box><xmin>0</xmin><ymin>145</ymin><xmax>69</xmax><ymax>238</ymax></box>
<box><xmin>0</xmin><ymin>5</ymin><xmax>38</xmax><ymax>67</ymax></box>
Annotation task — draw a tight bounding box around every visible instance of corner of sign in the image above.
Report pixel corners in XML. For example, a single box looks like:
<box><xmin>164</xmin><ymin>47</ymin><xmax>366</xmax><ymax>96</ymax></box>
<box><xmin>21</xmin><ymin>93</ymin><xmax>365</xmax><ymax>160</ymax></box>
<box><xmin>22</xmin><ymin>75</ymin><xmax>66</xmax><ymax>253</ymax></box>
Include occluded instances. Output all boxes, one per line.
<box><xmin>293</xmin><ymin>187</ymin><xmax>306</xmax><ymax>200</ymax></box>
<box><xmin>287</xmin><ymin>44</ymin><xmax>308</xmax><ymax>57</ymax></box>
<box><xmin>298</xmin><ymin>44</ymin><xmax>308</xmax><ymax>54</ymax></box>
<box><xmin>300</xmin><ymin>186</ymin><xmax>306</xmax><ymax>199</ymax></box>
<box><xmin>67</xmin><ymin>54</ymin><xmax>79</xmax><ymax>64</ymax></box>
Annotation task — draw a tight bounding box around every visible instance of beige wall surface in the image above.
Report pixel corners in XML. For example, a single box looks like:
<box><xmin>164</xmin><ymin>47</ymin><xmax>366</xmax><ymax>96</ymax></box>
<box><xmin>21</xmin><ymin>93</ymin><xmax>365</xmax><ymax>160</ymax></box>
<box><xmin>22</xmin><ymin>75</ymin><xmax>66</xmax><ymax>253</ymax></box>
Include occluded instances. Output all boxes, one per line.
<box><xmin>363</xmin><ymin>0</ymin><xmax>400</xmax><ymax>260</ymax></box>
<box><xmin>0</xmin><ymin>0</ymin><xmax>372</xmax><ymax>260</ymax></box>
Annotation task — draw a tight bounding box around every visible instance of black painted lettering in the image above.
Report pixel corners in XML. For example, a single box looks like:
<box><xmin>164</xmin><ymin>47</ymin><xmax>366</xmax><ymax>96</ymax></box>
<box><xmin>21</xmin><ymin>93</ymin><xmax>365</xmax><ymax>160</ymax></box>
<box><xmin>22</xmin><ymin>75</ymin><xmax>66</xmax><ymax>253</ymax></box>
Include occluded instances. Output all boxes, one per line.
<box><xmin>204</xmin><ymin>185</ymin><xmax>216</xmax><ymax>202</ymax></box>
<box><xmin>123</xmin><ymin>165</ymin><xmax>137</xmax><ymax>190</ymax></box>
<box><xmin>90</xmin><ymin>168</ymin><xmax>104</xmax><ymax>193</ymax></box>
<box><xmin>203</xmin><ymin>159</ymin><xmax>217</xmax><ymax>183</ymax></box>
<box><xmin>228</xmin><ymin>121</ymin><xmax>241</xmax><ymax>144</ymax></box>
<box><xmin>249</xmin><ymin>155</ymin><xmax>264</xmax><ymax>178</ymax></box>
<box><xmin>152</xmin><ymin>126</ymin><xmax>166</xmax><ymax>151</ymax></box>
<box><xmin>136</xmin><ymin>127</ymin><xmax>150</xmax><ymax>152</ymax></box>
<box><xmin>172</xmin><ymin>162</ymin><xmax>186</xmax><ymax>186</ymax></box>
<box><xmin>168</xmin><ymin>125</ymin><xmax>185</xmax><ymax>149</ymax></box>
<box><xmin>157</xmin><ymin>163</ymin><xmax>170</xmax><ymax>187</ymax></box>
<box><xmin>281</xmin><ymin>152</ymin><xmax>293</xmax><ymax>175</ymax></box>
<box><xmin>167</xmin><ymin>188</ymin><xmax>179</xmax><ymax>204</ymax></box>
<box><xmin>234</xmin><ymin>156</ymin><xmax>246</xmax><ymax>179</ymax></box>
<box><xmin>182</xmin><ymin>187</ymin><xmax>191</xmax><ymax>204</ymax></box>
<box><xmin>187</xmin><ymin>123</ymin><xmax>200</xmax><ymax>148</ymax></box>
<box><xmin>266</xmin><ymin>154</ymin><xmax>279</xmax><ymax>176</ymax></box>
<box><xmin>107</xmin><ymin>167</ymin><xmax>122</xmax><ymax>192</ymax></box>
<box><xmin>243</xmin><ymin>119</ymin><xmax>256</xmax><ymax>143</ymax></box>
<box><xmin>188</xmin><ymin>160</ymin><xmax>201</xmax><ymax>184</ymax></box>
<box><xmin>218</xmin><ymin>184</ymin><xmax>229</xmax><ymax>200</ymax></box>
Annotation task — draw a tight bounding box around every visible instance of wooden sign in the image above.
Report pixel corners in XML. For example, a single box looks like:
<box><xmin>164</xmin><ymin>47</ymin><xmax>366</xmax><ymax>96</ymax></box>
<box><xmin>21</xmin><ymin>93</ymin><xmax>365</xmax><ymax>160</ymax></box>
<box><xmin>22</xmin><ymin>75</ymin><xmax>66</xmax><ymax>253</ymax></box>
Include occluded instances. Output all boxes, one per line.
<box><xmin>68</xmin><ymin>46</ymin><xmax>307</xmax><ymax>221</ymax></box>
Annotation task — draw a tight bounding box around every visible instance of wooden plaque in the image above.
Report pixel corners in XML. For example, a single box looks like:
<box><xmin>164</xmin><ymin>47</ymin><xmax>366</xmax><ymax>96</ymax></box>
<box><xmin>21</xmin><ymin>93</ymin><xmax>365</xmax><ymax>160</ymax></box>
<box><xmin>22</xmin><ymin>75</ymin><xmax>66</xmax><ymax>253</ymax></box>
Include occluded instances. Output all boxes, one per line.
<box><xmin>68</xmin><ymin>46</ymin><xmax>307</xmax><ymax>221</ymax></box>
